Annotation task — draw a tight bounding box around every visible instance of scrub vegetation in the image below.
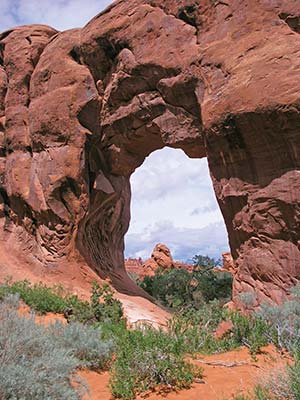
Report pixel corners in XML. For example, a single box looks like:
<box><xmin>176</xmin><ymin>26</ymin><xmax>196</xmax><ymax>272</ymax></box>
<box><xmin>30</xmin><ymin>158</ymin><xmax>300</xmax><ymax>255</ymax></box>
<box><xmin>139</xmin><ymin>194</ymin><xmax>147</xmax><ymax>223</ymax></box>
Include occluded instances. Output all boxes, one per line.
<box><xmin>1</xmin><ymin>256</ymin><xmax>300</xmax><ymax>399</ymax></box>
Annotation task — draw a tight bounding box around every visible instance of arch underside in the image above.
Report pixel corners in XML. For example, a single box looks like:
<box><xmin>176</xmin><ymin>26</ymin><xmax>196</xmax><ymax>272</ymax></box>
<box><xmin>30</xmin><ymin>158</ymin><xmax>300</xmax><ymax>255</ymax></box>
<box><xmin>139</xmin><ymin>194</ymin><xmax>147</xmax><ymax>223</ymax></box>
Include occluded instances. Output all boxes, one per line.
<box><xmin>0</xmin><ymin>0</ymin><xmax>300</xmax><ymax>304</ymax></box>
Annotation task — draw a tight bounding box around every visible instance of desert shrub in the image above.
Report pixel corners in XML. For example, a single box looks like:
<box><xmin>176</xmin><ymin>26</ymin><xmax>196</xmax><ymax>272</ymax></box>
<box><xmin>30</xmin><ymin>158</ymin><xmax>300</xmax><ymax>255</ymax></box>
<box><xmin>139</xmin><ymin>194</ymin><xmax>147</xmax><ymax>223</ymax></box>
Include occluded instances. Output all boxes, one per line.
<box><xmin>64</xmin><ymin>294</ymin><xmax>93</xmax><ymax>323</ymax></box>
<box><xmin>238</xmin><ymin>292</ymin><xmax>257</xmax><ymax>310</ymax></box>
<box><xmin>168</xmin><ymin>300</ymin><xmax>232</xmax><ymax>354</ymax></box>
<box><xmin>253</xmin><ymin>386</ymin><xmax>270</xmax><ymax>400</ymax></box>
<box><xmin>90</xmin><ymin>282</ymin><xmax>124</xmax><ymax>324</ymax></box>
<box><xmin>64</xmin><ymin>282</ymin><xmax>124</xmax><ymax>325</ymax></box>
<box><xmin>192</xmin><ymin>254</ymin><xmax>232</xmax><ymax>303</ymax></box>
<box><xmin>168</xmin><ymin>301</ymin><xmax>269</xmax><ymax>356</ymax></box>
<box><xmin>0</xmin><ymin>279</ymin><xmax>125</xmax><ymax>325</ymax></box>
<box><xmin>0</xmin><ymin>280</ymin><xmax>67</xmax><ymax>313</ymax></box>
<box><xmin>0</xmin><ymin>295</ymin><xmax>114</xmax><ymax>399</ymax></box>
<box><xmin>253</xmin><ymin>355</ymin><xmax>300</xmax><ymax>400</ymax></box>
<box><xmin>49</xmin><ymin>321</ymin><xmax>114</xmax><ymax>369</ymax></box>
<box><xmin>139</xmin><ymin>254</ymin><xmax>232</xmax><ymax>309</ymax></box>
<box><xmin>109</xmin><ymin>325</ymin><xmax>203</xmax><ymax>399</ymax></box>
<box><xmin>192</xmin><ymin>254</ymin><xmax>221</xmax><ymax>268</ymax></box>
<box><xmin>140</xmin><ymin>268</ymin><xmax>193</xmax><ymax>308</ymax></box>
<box><xmin>229</xmin><ymin>311</ymin><xmax>268</xmax><ymax>356</ymax></box>
<box><xmin>255</xmin><ymin>285</ymin><xmax>300</xmax><ymax>352</ymax></box>
<box><xmin>0</xmin><ymin>296</ymin><xmax>83</xmax><ymax>399</ymax></box>
<box><xmin>195</xmin><ymin>269</ymin><xmax>233</xmax><ymax>303</ymax></box>
<box><xmin>233</xmin><ymin>286</ymin><xmax>300</xmax><ymax>400</ymax></box>
<box><xmin>288</xmin><ymin>353</ymin><xmax>300</xmax><ymax>399</ymax></box>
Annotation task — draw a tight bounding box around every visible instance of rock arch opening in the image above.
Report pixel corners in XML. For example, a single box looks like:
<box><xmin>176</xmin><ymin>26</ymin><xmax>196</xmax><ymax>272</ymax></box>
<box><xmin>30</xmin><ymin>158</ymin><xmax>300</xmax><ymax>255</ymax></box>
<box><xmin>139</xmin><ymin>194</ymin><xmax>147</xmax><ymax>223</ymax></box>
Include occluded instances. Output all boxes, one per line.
<box><xmin>125</xmin><ymin>147</ymin><xmax>229</xmax><ymax>263</ymax></box>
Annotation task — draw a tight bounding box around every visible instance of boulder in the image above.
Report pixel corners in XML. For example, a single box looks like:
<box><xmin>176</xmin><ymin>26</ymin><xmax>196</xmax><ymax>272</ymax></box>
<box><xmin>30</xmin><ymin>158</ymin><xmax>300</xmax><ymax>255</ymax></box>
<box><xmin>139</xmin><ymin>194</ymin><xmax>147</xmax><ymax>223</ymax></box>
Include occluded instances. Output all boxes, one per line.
<box><xmin>142</xmin><ymin>243</ymin><xmax>175</xmax><ymax>277</ymax></box>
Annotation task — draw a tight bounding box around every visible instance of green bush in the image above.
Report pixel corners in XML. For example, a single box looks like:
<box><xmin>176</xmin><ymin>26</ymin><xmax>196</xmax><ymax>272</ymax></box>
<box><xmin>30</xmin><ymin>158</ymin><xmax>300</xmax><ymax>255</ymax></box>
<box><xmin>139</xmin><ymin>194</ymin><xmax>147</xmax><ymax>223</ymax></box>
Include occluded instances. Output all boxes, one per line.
<box><xmin>192</xmin><ymin>254</ymin><xmax>232</xmax><ymax>303</ymax></box>
<box><xmin>167</xmin><ymin>301</ymin><xmax>270</xmax><ymax>356</ymax></box>
<box><xmin>288</xmin><ymin>353</ymin><xmax>300</xmax><ymax>399</ymax></box>
<box><xmin>233</xmin><ymin>285</ymin><xmax>300</xmax><ymax>400</ymax></box>
<box><xmin>168</xmin><ymin>300</ymin><xmax>230</xmax><ymax>354</ymax></box>
<box><xmin>0</xmin><ymin>294</ymin><xmax>114</xmax><ymax>400</ymax></box>
<box><xmin>0</xmin><ymin>280</ymin><xmax>67</xmax><ymax>314</ymax></box>
<box><xmin>109</xmin><ymin>325</ymin><xmax>202</xmax><ymax>399</ymax></box>
<box><xmin>140</xmin><ymin>268</ymin><xmax>193</xmax><ymax>308</ymax></box>
<box><xmin>139</xmin><ymin>254</ymin><xmax>232</xmax><ymax>310</ymax></box>
<box><xmin>229</xmin><ymin>312</ymin><xmax>268</xmax><ymax>356</ymax></box>
<box><xmin>253</xmin><ymin>356</ymin><xmax>300</xmax><ymax>399</ymax></box>
<box><xmin>0</xmin><ymin>279</ymin><xmax>125</xmax><ymax>326</ymax></box>
<box><xmin>64</xmin><ymin>295</ymin><xmax>93</xmax><ymax>323</ymax></box>
<box><xmin>64</xmin><ymin>282</ymin><xmax>124</xmax><ymax>325</ymax></box>
<box><xmin>90</xmin><ymin>282</ymin><xmax>124</xmax><ymax>324</ymax></box>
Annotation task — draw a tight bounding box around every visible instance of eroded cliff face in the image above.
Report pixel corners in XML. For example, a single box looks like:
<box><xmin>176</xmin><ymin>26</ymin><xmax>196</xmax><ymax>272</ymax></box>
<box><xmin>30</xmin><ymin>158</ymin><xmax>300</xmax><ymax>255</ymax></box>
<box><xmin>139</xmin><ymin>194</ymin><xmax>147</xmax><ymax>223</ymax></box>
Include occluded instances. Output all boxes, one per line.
<box><xmin>0</xmin><ymin>0</ymin><xmax>299</xmax><ymax>304</ymax></box>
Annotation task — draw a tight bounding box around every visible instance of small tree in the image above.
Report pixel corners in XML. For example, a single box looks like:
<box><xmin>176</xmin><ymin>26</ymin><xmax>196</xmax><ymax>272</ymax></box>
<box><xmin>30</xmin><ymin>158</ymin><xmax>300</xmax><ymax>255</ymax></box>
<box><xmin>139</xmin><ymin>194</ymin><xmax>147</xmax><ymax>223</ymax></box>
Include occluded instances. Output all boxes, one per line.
<box><xmin>192</xmin><ymin>255</ymin><xmax>232</xmax><ymax>303</ymax></box>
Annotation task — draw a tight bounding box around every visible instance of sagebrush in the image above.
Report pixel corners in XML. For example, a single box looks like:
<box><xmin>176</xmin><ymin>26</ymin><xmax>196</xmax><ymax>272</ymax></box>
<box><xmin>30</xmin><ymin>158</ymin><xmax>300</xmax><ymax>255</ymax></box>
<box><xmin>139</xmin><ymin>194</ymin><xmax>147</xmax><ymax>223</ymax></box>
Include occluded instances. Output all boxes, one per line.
<box><xmin>0</xmin><ymin>294</ymin><xmax>113</xmax><ymax>400</ymax></box>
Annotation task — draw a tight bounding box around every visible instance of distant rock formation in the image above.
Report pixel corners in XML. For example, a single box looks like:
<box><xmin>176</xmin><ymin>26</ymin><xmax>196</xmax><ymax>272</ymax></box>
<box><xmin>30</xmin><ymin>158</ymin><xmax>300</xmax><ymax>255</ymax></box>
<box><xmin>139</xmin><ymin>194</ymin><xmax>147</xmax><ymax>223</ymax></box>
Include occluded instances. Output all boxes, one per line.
<box><xmin>0</xmin><ymin>0</ymin><xmax>300</xmax><ymax>305</ymax></box>
<box><xmin>142</xmin><ymin>243</ymin><xmax>175</xmax><ymax>276</ymax></box>
<box><xmin>126</xmin><ymin>243</ymin><xmax>195</xmax><ymax>278</ymax></box>
<box><xmin>125</xmin><ymin>257</ymin><xmax>143</xmax><ymax>276</ymax></box>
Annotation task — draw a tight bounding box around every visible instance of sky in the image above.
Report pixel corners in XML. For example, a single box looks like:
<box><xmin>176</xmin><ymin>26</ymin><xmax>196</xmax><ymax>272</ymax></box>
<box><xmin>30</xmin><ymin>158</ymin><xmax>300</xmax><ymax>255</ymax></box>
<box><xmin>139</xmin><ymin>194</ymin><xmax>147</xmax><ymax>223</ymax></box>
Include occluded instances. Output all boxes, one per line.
<box><xmin>126</xmin><ymin>148</ymin><xmax>228</xmax><ymax>262</ymax></box>
<box><xmin>0</xmin><ymin>0</ymin><xmax>229</xmax><ymax>262</ymax></box>
<box><xmin>0</xmin><ymin>0</ymin><xmax>113</xmax><ymax>32</ymax></box>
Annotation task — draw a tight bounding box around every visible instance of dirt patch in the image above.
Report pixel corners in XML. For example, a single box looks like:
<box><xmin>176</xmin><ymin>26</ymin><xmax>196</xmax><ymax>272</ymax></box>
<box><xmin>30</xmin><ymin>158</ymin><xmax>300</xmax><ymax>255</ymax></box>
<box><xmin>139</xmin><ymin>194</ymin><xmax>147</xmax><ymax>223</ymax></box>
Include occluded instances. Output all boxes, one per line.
<box><xmin>18</xmin><ymin>304</ymin><xmax>66</xmax><ymax>325</ymax></box>
<box><xmin>74</xmin><ymin>345</ymin><xmax>289</xmax><ymax>400</ymax></box>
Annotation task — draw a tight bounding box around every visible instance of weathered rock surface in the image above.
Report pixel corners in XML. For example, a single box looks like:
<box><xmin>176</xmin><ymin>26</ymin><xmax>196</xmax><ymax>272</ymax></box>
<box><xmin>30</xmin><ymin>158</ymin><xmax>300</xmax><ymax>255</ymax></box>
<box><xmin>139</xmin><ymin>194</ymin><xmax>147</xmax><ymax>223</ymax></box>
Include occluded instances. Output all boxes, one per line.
<box><xmin>0</xmin><ymin>0</ymin><xmax>300</xmax><ymax>305</ymax></box>
<box><xmin>222</xmin><ymin>252</ymin><xmax>236</xmax><ymax>275</ymax></box>
<box><xmin>142</xmin><ymin>243</ymin><xmax>175</xmax><ymax>276</ymax></box>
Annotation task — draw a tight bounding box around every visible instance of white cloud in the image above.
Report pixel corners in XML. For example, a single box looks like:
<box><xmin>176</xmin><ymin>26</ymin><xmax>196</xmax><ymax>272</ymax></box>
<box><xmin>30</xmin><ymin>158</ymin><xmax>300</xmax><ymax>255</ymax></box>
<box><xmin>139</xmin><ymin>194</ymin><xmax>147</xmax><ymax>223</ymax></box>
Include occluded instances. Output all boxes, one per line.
<box><xmin>0</xmin><ymin>0</ymin><xmax>112</xmax><ymax>32</ymax></box>
<box><xmin>125</xmin><ymin>220</ymin><xmax>229</xmax><ymax>262</ymax></box>
<box><xmin>128</xmin><ymin>148</ymin><xmax>225</xmax><ymax>232</ymax></box>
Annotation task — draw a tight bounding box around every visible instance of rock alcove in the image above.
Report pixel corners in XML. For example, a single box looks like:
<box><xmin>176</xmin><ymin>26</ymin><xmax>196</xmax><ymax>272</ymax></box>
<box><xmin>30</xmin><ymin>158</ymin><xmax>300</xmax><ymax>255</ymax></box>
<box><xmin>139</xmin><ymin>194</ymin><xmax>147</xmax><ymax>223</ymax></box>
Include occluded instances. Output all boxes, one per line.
<box><xmin>0</xmin><ymin>0</ymin><xmax>300</xmax><ymax>305</ymax></box>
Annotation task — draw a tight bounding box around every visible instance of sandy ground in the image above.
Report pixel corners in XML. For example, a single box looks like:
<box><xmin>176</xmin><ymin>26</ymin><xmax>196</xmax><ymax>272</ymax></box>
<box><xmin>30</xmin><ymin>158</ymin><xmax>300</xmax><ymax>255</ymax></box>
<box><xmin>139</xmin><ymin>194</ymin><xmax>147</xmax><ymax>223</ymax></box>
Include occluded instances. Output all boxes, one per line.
<box><xmin>79</xmin><ymin>345</ymin><xmax>288</xmax><ymax>400</ymax></box>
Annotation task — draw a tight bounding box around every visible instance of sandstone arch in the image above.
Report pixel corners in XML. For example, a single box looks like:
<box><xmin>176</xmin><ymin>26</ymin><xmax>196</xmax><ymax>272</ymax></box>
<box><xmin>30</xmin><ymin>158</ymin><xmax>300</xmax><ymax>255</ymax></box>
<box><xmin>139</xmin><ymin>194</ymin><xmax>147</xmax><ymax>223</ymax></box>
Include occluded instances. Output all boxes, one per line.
<box><xmin>0</xmin><ymin>0</ymin><xmax>300</xmax><ymax>305</ymax></box>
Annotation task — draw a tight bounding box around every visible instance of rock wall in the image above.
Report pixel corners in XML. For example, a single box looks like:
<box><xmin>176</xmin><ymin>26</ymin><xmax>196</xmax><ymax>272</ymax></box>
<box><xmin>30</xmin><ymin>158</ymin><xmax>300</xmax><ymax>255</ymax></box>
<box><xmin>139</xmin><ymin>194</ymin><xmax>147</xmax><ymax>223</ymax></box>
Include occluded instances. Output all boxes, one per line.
<box><xmin>0</xmin><ymin>0</ymin><xmax>300</xmax><ymax>304</ymax></box>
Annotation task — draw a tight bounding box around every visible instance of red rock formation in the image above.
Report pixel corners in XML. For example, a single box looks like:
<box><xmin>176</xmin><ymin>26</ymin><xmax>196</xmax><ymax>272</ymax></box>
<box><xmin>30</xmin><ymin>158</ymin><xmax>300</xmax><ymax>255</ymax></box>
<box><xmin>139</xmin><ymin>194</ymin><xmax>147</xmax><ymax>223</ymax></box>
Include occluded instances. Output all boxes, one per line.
<box><xmin>0</xmin><ymin>0</ymin><xmax>300</xmax><ymax>305</ymax></box>
<box><xmin>125</xmin><ymin>257</ymin><xmax>143</xmax><ymax>275</ymax></box>
<box><xmin>142</xmin><ymin>243</ymin><xmax>175</xmax><ymax>276</ymax></box>
<box><xmin>126</xmin><ymin>244</ymin><xmax>194</xmax><ymax>278</ymax></box>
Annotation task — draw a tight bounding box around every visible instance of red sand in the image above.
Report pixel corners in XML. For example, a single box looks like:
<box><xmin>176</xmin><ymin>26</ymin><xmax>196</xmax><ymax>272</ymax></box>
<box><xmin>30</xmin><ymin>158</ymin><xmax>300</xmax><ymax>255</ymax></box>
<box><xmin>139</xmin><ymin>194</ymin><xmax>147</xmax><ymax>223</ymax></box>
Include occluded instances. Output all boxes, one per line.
<box><xmin>79</xmin><ymin>345</ymin><xmax>288</xmax><ymax>400</ymax></box>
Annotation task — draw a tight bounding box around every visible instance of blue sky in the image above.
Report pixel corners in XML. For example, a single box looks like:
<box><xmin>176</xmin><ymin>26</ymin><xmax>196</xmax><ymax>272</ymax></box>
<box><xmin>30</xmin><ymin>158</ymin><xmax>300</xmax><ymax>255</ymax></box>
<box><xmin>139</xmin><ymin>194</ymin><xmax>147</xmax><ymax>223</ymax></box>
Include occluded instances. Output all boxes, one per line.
<box><xmin>0</xmin><ymin>0</ymin><xmax>229</xmax><ymax>262</ymax></box>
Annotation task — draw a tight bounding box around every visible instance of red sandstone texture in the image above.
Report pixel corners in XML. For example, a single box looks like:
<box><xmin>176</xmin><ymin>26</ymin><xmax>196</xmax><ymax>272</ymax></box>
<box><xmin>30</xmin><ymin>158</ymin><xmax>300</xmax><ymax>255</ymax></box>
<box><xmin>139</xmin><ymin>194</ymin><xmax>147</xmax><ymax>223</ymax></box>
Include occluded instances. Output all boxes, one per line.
<box><xmin>0</xmin><ymin>0</ymin><xmax>300</xmax><ymax>305</ymax></box>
